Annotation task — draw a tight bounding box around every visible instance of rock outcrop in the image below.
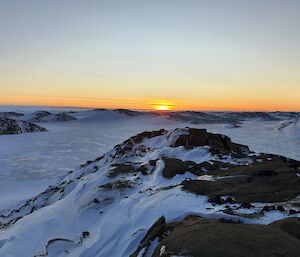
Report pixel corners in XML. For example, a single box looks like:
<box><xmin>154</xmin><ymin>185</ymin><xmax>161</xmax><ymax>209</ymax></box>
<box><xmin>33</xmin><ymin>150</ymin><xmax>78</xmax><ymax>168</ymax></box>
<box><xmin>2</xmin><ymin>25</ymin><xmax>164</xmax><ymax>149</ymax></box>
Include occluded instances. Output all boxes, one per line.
<box><xmin>0</xmin><ymin>118</ymin><xmax>47</xmax><ymax>135</ymax></box>
<box><xmin>182</xmin><ymin>153</ymin><xmax>300</xmax><ymax>204</ymax></box>
<box><xmin>29</xmin><ymin>111</ymin><xmax>76</xmax><ymax>122</ymax></box>
<box><xmin>172</xmin><ymin>128</ymin><xmax>250</xmax><ymax>156</ymax></box>
<box><xmin>132</xmin><ymin>216</ymin><xmax>300</xmax><ymax>257</ymax></box>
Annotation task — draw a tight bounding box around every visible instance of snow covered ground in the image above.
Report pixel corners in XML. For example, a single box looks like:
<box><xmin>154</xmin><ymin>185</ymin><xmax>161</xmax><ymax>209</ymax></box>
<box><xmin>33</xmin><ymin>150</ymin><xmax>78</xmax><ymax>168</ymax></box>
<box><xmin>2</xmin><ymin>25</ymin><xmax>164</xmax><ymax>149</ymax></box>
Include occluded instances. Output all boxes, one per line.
<box><xmin>201</xmin><ymin>120</ymin><xmax>300</xmax><ymax>160</ymax></box>
<box><xmin>0</xmin><ymin>107</ymin><xmax>299</xmax><ymax>211</ymax></box>
<box><xmin>0</xmin><ymin>126</ymin><xmax>298</xmax><ymax>257</ymax></box>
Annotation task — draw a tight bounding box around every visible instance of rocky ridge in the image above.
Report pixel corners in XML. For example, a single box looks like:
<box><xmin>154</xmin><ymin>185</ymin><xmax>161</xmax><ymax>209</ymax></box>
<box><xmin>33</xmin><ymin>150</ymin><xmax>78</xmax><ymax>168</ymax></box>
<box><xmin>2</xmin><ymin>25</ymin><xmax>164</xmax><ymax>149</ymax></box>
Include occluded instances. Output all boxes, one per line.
<box><xmin>0</xmin><ymin>118</ymin><xmax>47</xmax><ymax>135</ymax></box>
<box><xmin>0</xmin><ymin>128</ymin><xmax>299</xmax><ymax>257</ymax></box>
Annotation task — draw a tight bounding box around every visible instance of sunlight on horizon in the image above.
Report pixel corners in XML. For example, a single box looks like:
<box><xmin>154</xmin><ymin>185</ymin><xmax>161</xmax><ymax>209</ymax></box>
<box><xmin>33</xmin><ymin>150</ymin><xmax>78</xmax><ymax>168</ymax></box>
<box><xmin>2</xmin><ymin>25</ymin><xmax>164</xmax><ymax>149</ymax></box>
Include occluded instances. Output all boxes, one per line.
<box><xmin>152</xmin><ymin>101</ymin><xmax>174</xmax><ymax>111</ymax></box>
<box><xmin>156</xmin><ymin>105</ymin><xmax>171</xmax><ymax>111</ymax></box>
<box><xmin>0</xmin><ymin>1</ymin><xmax>299</xmax><ymax>111</ymax></box>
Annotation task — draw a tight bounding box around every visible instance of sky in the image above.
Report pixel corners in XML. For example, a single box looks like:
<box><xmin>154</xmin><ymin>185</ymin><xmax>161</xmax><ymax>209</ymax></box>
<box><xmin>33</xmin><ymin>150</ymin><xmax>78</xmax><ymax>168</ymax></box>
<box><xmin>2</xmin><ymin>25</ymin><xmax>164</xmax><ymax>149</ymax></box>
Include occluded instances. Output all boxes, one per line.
<box><xmin>0</xmin><ymin>0</ymin><xmax>299</xmax><ymax>111</ymax></box>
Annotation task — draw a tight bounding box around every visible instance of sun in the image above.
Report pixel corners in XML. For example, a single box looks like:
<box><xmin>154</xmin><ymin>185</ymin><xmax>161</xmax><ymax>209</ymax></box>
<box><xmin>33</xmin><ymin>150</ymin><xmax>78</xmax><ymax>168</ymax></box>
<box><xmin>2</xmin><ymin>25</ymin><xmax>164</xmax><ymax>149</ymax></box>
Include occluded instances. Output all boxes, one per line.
<box><xmin>157</xmin><ymin>105</ymin><xmax>170</xmax><ymax>111</ymax></box>
<box><xmin>153</xmin><ymin>102</ymin><xmax>173</xmax><ymax>111</ymax></box>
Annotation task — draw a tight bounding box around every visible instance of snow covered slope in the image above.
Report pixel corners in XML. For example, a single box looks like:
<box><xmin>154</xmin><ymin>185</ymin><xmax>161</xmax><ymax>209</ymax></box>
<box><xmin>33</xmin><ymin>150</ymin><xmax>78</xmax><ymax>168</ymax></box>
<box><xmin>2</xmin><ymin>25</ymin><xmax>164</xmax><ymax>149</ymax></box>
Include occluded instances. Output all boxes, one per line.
<box><xmin>26</xmin><ymin>111</ymin><xmax>76</xmax><ymax>123</ymax></box>
<box><xmin>0</xmin><ymin>118</ymin><xmax>47</xmax><ymax>135</ymax></box>
<box><xmin>0</xmin><ymin>128</ymin><xmax>299</xmax><ymax>257</ymax></box>
<box><xmin>282</xmin><ymin>117</ymin><xmax>300</xmax><ymax>139</ymax></box>
<box><xmin>0</xmin><ymin>112</ymin><xmax>25</xmax><ymax>119</ymax></box>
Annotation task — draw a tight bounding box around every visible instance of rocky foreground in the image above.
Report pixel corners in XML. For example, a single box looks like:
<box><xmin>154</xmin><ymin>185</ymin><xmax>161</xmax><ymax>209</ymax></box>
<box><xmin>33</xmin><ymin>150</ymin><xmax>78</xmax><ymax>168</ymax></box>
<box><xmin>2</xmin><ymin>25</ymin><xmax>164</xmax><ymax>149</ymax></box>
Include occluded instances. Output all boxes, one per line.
<box><xmin>132</xmin><ymin>216</ymin><xmax>300</xmax><ymax>257</ymax></box>
<box><xmin>0</xmin><ymin>128</ymin><xmax>299</xmax><ymax>257</ymax></box>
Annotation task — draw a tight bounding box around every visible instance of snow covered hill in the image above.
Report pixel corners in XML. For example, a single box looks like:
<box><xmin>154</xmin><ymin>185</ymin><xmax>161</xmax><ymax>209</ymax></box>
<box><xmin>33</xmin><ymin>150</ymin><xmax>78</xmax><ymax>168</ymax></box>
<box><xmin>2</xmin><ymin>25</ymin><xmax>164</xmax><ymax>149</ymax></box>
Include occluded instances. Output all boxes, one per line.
<box><xmin>0</xmin><ymin>110</ymin><xmax>76</xmax><ymax>135</ymax></box>
<box><xmin>0</xmin><ymin>128</ymin><xmax>299</xmax><ymax>257</ymax></box>
<box><xmin>0</xmin><ymin>112</ymin><xmax>25</xmax><ymax>119</ymax></box>
<box><xmin>0</xmin><ymin>118</ymin><xmax>47</xmax><ymax>135</ymax></box>
<box><xmin>281</xmin><ymin>116</ymin><xmax>300</xmax><ymax>139</ymax></box>
<box><xmin>1</xmin><ymin>108</ymin><xmax>298</xmax><ymax>127</ymax></box>
<box><xmin>27</xmin><ymin>111</ymin><xmax>77</xmax><ymax>123</ymax></box>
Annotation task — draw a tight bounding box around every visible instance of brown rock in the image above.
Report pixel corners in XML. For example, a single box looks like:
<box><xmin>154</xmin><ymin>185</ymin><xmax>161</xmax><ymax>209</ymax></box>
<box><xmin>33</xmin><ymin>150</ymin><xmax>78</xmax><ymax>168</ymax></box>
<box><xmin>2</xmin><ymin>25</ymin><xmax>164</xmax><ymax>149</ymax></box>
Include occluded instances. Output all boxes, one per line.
<box><xmin>173</xmin><ymin>128</ymin><xmax>250</xmax><ymax>156</ymax></box>
<box><xmin>135</xmin><ymin>216</ymin><xmax>300</xmax><ymax>257</ymax></box>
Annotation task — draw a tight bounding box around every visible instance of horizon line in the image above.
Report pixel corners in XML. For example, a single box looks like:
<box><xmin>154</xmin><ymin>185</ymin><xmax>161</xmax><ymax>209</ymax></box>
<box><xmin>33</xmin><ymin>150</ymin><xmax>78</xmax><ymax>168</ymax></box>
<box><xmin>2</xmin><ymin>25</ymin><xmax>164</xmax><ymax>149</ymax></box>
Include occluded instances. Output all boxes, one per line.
<box><xmin>0</xmin><ymin>104</ymin><xmax>299</xmax><ymax>113</ymax></box>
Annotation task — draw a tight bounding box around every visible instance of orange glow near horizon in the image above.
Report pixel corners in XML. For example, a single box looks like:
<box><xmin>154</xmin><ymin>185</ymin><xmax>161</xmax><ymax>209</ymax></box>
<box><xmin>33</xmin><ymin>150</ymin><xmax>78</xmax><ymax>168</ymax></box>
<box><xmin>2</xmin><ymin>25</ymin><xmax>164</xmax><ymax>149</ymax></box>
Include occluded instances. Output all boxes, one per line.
<box><xmin>1</xmin><ymin>1</ymin><xmax>300</xmax><ymax>113</ymax></box>
<box><xmin>157</xmin><ymin>105</ymin><xmax>171</xmax><ymax>111</ymax></box>
<box><xmin>1</xmin><ymin>94</ymin><xmax>300</xmax><ymax>112</ymax></box>
<box><xmin>153</xmin><ymin>101</ymin><xmax>173</xmax><ymax>111</ymax></box>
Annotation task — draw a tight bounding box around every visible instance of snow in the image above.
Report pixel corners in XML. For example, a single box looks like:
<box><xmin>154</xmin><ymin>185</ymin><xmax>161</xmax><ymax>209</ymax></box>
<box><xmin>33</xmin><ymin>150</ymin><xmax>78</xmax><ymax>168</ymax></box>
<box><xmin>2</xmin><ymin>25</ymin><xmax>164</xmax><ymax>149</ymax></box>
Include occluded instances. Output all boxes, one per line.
<box><xmin>282</xmin><ymin>117</ymin><xmax>300</xmax><ymax>139</ymax></box>
<box><xmin>0</xmin><ymin>124</ymin><xmax>299</xmax><ymax>256</ymax></box>
<box><xmin>0</xmin><ymin>107</ymin><xmax>299</xmax><ymax>256</ymax></box>
<box><xmin>222</xmin><ymin>123</ymin><xmax>239</xmax><ymax>129</ymax></box>
<box><xmin>0</xmin><ymin>114</ymin><xmax>183</xmax><ymax>209</ymax></box>
<box><xmin>159</xmin><ymin>245</ymin><xmax>166</xmax><ymax>256</ymax></box>
<box><xmin>0</xmin><ymin>109</ymin><xmax>299</xmax><ymax>210</ymax></box>
<box><xmin>197</xmin><ymin>175</ymin><xmax>215</xmax><ymax>181</ymax></box>
<box><xmin>145</xmin><ymin>237</ymin><xmax>159</xmax><ymax>257</ymax></box>
<box><xmin>200</xmin><ymin>120</ymin><xmax>300</xmax><ymax>161</ymax></box>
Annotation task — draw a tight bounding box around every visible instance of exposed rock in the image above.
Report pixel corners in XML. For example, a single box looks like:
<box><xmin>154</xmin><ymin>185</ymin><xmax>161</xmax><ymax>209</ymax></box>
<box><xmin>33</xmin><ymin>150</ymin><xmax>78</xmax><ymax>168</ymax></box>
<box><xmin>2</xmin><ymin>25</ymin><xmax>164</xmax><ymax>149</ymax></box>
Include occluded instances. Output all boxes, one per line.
<box><xmin>108</xmin><ymin>164</ymin><xmax>135</xmax><ymax>177</ymax></box>
<box><xmin>182</xmin><ymin>155</ymin><xmax>300</xmax><ymax>203</ymax></box>
<box><xmin>113</xmin><ymin>129</ymin><xmax>167</xmax><ymax>157</ymax></box>
<box><xmin>34</xmin><ymin>237</ymin><xmax>78</xmax><ymax>257</ymax></box>
<box><xmin>0</xmin><ymin>118</ymin><xmax>47</xmax><ymax>135</ymax></box>
<box><xmin>54</xmin><ymin>112</ymin><xmax>76</xmax><ymax>121</ymax></box>
<box><xmin>277</xmin><ymin>205</ymin><xmax>285</xmax><ymax>212</ymax></box>
<box><xmin>93</xmin><ymin>108</ymin><xmax>109</xmax><ymax>111</ymax></box>
<box><xmin>80</xmin><ymin>231</ymin><xmax>90</xmax><ymax>239</ymax></box>
<box><xmin>172</xmin><ymin>128</ymin><xmax>250</xmax><ymax>156</ymax></box>
<box><xmin>163</xmin><ymin>111</ymin><xmax>280</xmax><ymax>125</ymax></box>
<box><xmin>241</xmin><ymin>202</ymin><xmax>253</xmax><ymax>209</ymax></box>
<box><xmin>271</xmin><ymin>218</ymin><xmax>300</xmax><ymax>240</ymax></box>
<box><xmin>208</xmin><ymin>196</ymin><xmax>235</xmax><ymax>205</ymax></box>
<box><xmin>130</xmin><ymin>216</ymin><xmax>166</xmax><ymax>257</ymax></box>
<box><xmin>100</xmin><ymin>180</ymin><xmax>134</xmax><ymax>190</ymax></box>
<box><xmin>29</xmin><ymin>111</ymin><xmax>76</xmax><ymax>122</ymax></box>
<box><xmin>167</xmin><ymin>111</ymin><xmax>230</xmax><ymax>124</ymax></box>
<box><xmin>289</xmin><ymin>209</ymin><xmax>299</xmax><ymax>215</ymax></box>
<box><xmin>131</xmin><ymin>129</ymin><xmax>167</xmax><ymax>144</ymax></box>
<box><xmin>162</xmin><ymin>157</ymin><xmax>203</xmax><ymax>178</ymax></box>
<box><xmin>113</xmin><ymin>109</ymin><xmax>147</xmax><ymax>117</ymax></box>
<box><xmin>142</xmin><ymin>216</ymin><xmax>300</xmax><ymax>257</ymax></box>
<box><xmin>262</xmin><ymin>206</ymin><xmax>276</xmax><ymax>212</ymax></box>
<box><xmin>136</xmin><ymin>164</ymin><xmax>149</xmax><ymax>175</ymax></box>
<box><xmin>148</xmin><ymin>160</ymin><xmax>158</xmax><ymax>166</ymax></box>
<box><xmin>29</xmin><ymin>111</ymin><xmax>52</xmax><ymax>122</ymax></box>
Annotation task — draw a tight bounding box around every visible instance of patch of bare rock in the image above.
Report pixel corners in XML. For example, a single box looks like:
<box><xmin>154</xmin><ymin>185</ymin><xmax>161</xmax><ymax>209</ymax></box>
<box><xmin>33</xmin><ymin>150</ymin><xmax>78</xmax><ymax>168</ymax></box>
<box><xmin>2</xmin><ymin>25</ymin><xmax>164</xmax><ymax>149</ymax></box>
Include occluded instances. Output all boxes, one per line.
<box><xmin>181</xmin><ymin>154</ymin><xmax>300</xmax><ymax>204</ymax></box>
<box><xmin>132</xmin><ymin>215</ymin><xmax>300</xmax><ymax>257</ymax></box>
<box><xmin>172</xmin><ymin>128</ymin><xmax>250</xmax><ymax>156</ymax></box>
